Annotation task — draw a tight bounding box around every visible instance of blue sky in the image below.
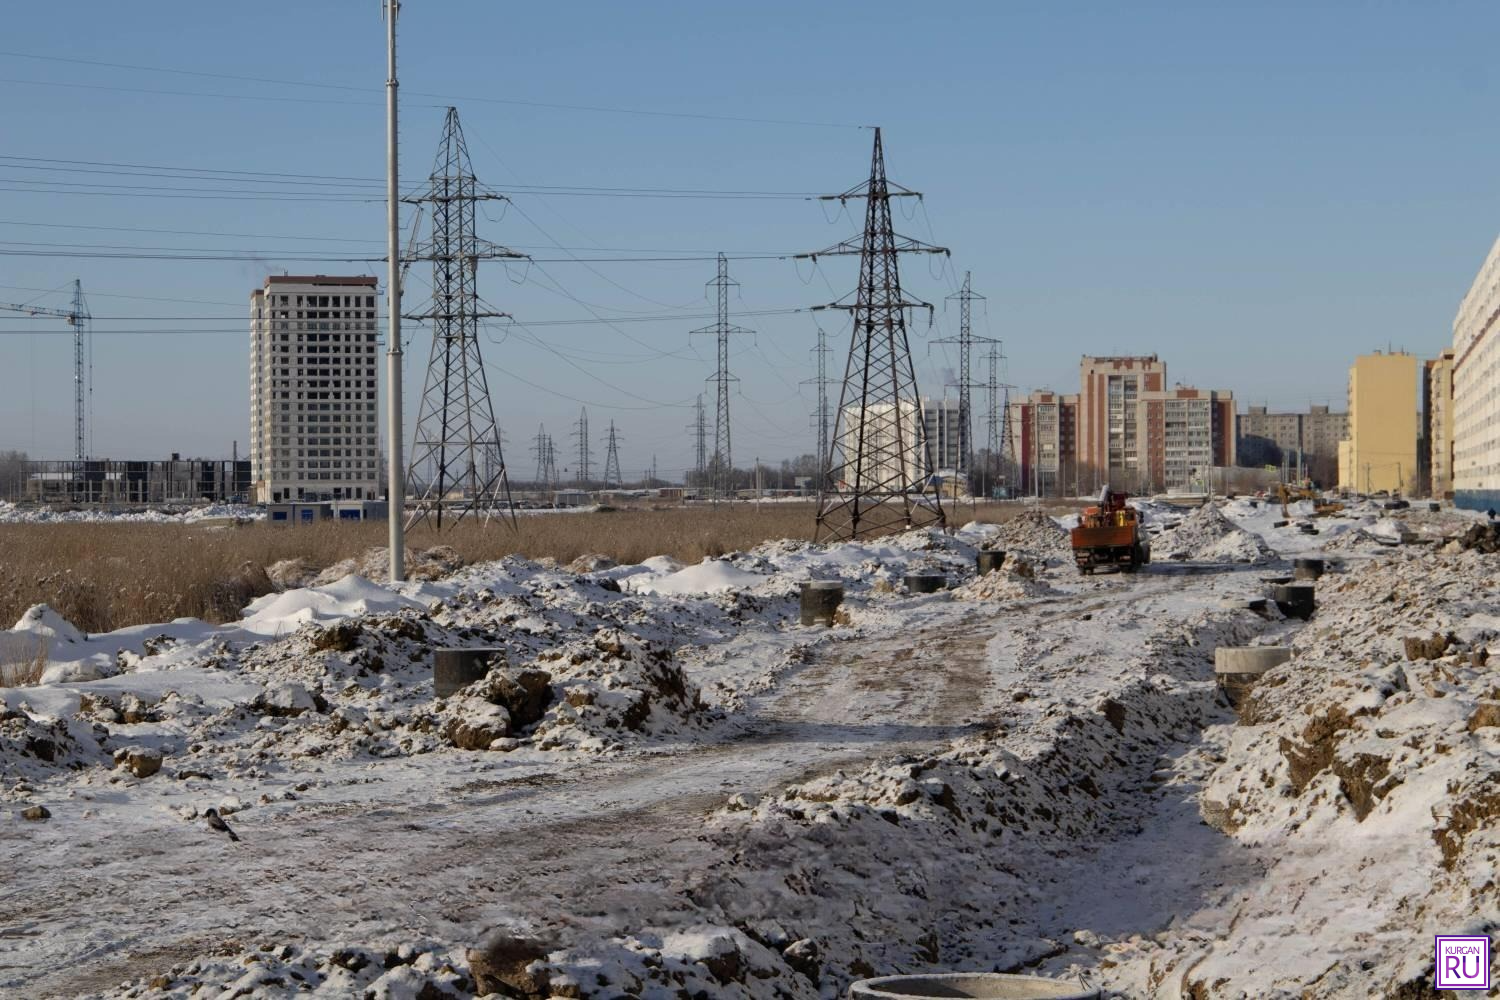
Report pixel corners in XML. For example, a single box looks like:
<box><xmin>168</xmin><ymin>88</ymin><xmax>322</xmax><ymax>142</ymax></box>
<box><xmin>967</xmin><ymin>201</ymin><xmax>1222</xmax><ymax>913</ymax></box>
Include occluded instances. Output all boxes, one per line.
<box><xmin>0</xmin><ymin>1</ymin><xmax>1493</xmax><ymax>479</ymax></box>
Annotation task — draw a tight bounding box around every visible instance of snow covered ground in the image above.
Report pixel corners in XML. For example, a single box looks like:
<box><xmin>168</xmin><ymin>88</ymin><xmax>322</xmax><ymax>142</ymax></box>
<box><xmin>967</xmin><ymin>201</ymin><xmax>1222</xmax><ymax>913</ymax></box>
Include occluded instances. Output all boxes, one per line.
<box><xmin>0</xmin><ymin>501</ymin><xmax>266</xmax><ymax>524</ymax></box>
<box><xmin>1</xmin><ymin>503</ymin><xmax>1496</xmax><ymax>997</ymax></box>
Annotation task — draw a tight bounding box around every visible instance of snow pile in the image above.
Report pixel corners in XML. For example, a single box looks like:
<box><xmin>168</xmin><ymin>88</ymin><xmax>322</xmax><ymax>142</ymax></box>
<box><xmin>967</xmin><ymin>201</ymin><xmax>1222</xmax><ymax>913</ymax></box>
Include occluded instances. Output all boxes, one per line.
<box><xmin>1154</xmin><ymin>503</ymin><xmax>1274</xmax><ymax>563</ymax></box>
<box><xmin>10</xmin><ymin>603</ymin><xmax>86</xmax><ymax>645</ymax></box>
<box><xmin>625</xmin><ymin>558</ymin><xmax>767</xmax><ymax>596</ymax></box>
<box><xmin>1364</xmin><ymin>516</ymin><xmax>1414</xmax><ymax>546</ymax></box>
<box><xmin>432</xmin><ymin>628</ymin><xmax>713</xmax><ymax>754</ymax></box>
<box><xmin>989</xmin><ymin>509</ymin><xmax>1072</xmax><ymax>562</ymax></box>
<box><xmin>952</xmin><ymin>564</ymin><xmax>1055</xmax><ymax>601</ymax></box>
<box><xmin>1104</xmin><ymin>547</ymin><xmax>1500</xmax><ymax>997</ymax></box>
<box><xmin>0</xmin><ymin>708</ymin><xmax>110</xmax><ymax>783</ymax></box>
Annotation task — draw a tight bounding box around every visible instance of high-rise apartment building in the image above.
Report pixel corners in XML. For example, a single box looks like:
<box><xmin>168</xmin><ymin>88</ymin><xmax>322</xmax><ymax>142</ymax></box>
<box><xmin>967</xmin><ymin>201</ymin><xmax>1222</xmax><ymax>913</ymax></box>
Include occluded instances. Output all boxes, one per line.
<box><xmin>1138</xmin><ymin>387</ymin><xmax>1235</xmax><ymax>490</ymax></box>
<box><xmin>1451</xmin><ymin>235</ymin><xmax>1500</xmax><ymax>509</ymax></box>
<box><xmin>1076</xmin><ymin>355</ymin><xmax>1166</xmax><ymax>492</ymax></box>
<box><xmin>1337</xmin><ymin>351</ymin><xmax>1418</xmax><ymax>494</ymax></box>
<box><xmin>836</xmin><ymin>401</ymin><xmax>926</xmax><ymax>490</ymax></box>
<box><xmin>1236</xmin><ymin>404</ymin><xmax>1348</xmax><ymax>486</ymax></box>
<box><xmin>1425</xmin><ymin>350</ymin><xmax>1455</xmax><ymax>498</ymax></box>
<box><xmin>921</xmin><ymin>396</ymin><xmax>965</xmax><ymax>474</ymax></box>
<box><xmin>1008</xmin><ymin>389</ymin><xmax>1077</xmax><ymax>497</ymax></box>
<box><xmin>250</xmin><ymin>275</ymin><xmax>381</xmax><ymax>504</ymax></box>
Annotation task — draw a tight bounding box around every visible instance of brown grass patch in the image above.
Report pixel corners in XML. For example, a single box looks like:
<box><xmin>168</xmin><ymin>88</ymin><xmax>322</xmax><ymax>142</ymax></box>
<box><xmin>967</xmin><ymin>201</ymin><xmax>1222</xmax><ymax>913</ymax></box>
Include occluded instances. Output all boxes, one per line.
<box><xmin>0</xmin><ymin>501</ymin><xmax>1084</xmax><ymax>633</ymax></box>
<box><xmin>0</xmin><ymin>633</ymin><xmax>48</xmax><ymax>687</ymax></box>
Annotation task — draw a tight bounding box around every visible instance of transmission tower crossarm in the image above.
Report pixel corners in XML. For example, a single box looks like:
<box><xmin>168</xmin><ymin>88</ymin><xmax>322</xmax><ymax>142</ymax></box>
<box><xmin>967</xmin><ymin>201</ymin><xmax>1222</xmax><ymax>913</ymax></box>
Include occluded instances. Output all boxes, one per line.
<box><xmin>795</xmin><ymin>233</ymin><xmax>948</xmax><ymax>261</ymax></box>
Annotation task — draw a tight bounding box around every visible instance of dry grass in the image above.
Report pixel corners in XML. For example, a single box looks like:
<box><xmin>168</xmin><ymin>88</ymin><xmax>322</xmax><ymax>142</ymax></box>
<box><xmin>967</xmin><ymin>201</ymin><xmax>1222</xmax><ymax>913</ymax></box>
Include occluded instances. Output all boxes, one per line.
<box><xmin>0</xmin><ymin>633</ymin><xmax>48</xmax><ymax>687</ymax></box>
<box><xmin>0</xmin><ymin>500</ymin><xmax>1083</xmax><ymax>634</ymax></box>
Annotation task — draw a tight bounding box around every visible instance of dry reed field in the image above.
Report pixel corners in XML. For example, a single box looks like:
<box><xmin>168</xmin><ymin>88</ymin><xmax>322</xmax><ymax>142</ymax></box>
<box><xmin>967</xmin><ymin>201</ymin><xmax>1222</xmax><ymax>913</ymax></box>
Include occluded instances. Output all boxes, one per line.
<box><xmin>0</xmin><ymin>501</ymin><xmax>1080</xmax><ymax>634</ymax></box>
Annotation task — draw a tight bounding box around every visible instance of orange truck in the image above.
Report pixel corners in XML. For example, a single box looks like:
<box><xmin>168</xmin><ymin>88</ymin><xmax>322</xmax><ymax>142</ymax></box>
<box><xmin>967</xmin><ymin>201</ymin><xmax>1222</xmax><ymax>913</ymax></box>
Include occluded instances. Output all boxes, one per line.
<box><xmin>1070</xmin><ymin>489</ymin><xmax>1150</xmax><ymax>574</ymax></box>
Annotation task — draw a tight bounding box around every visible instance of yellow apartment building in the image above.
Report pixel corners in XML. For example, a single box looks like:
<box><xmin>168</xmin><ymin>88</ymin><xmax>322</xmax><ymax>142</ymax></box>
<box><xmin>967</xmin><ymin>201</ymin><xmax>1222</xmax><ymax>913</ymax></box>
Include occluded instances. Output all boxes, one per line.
<box><xmin>1338</xmin><ymin>351</ymin><xmax>1419</xmax><ymax>494</ymax></box>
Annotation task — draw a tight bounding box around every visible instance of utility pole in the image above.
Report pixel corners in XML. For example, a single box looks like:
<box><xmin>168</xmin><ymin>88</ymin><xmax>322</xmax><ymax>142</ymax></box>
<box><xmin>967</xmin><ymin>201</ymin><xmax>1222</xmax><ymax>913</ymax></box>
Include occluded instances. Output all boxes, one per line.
<box><xmin>802</xmin><ymin>322</ymin><xmax>834</xmax><ymax>490</ymax></box>
<box><xmin>573</xmin><ymin>408</ymin><xmax>592</xmax><ymax>487</ymax></box>
<box><xmin>602</xmin><ymin>420</ymin><xmax>623</xmax><ymax>488</ymax></box>
<box><xmin>691</xmin><ymin>253</ymin><xmax>751</xmax><ymax>503</ymax></box>
<box><xmin>384</xmin><ymin>0</ymin><xmax>404</xmax><ymax>580</ymax></box>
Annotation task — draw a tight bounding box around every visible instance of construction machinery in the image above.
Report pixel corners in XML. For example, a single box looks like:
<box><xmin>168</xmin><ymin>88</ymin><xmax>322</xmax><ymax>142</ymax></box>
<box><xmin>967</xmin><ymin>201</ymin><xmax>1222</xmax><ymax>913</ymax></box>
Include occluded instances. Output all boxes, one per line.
<box><xmin>1071</xmin><ymin>487</ymin><xmax>1150</xmax><ymax>574</ymax></box>
<box><xmin>0</xmin><ymin>280</ymin><xmax>90</xmax><ymax>464</ymax></box>
<box><xmin>1278</xmin><ymin>483</ymin><xmax>1343</xmax><ymax>518</ymax></box>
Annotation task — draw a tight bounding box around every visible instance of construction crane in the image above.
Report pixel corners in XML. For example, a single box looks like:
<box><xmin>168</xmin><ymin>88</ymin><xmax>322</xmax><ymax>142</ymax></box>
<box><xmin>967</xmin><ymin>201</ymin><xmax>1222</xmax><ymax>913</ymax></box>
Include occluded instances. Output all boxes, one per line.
<box><xmin>0</xmin><ymin>280</ymin><xmax>91</xmax><ymax>463</ymax></box>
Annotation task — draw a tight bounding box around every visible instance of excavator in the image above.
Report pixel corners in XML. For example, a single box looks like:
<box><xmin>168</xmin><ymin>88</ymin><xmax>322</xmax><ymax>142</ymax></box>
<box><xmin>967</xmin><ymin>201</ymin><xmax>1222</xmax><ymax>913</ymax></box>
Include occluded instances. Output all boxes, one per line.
<box><xmin>1070</xmin><ymin>486</ymin><xmax>1150</xmax><ymax>574</ymax></box>
<box><xmin>1278</xmin><ymin>483</ymin><xmax>1343</xmax><ymax>518</ymax></box>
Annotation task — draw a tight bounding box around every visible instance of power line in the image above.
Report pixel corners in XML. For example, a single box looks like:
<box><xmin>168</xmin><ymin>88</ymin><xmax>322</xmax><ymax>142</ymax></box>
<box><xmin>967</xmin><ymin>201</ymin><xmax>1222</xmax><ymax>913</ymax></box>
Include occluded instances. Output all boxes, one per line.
<box><xmin>0</xmin><ymin>50</ymin><xmax>865</xmax><ymax>128</ymax></box>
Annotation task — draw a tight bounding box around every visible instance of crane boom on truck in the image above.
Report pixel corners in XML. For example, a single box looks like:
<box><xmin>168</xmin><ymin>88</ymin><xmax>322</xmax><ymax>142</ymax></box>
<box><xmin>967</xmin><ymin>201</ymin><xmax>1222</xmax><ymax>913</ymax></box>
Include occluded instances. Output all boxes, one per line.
<box><xmin>1070</xmin><ymin>486</ymin><xmax>1150</xmax><ymax>574</ymax></box>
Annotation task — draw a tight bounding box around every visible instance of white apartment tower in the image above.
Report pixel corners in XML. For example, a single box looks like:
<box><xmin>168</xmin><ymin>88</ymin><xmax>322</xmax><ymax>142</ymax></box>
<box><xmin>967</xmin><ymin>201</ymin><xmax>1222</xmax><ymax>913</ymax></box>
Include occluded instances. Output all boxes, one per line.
<box><xmin>250</xmin><ymin>275</ymin><xmax>380</xmax><ymax>504</ymax></box>
<box><xmin>1452</xmin><ymin>234</ymin><xmax>1500</xmax><ymax>510</ymax></box>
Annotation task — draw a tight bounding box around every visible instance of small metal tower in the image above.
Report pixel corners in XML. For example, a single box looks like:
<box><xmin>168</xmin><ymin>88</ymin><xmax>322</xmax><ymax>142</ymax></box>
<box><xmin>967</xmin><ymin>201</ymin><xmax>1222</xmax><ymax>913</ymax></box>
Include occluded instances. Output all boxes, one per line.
<box><xmin>692</xmin><ymin>253</ymin><xmax>750</xmax><ymax>502</ymax></box>
<box><xmin>933</xmin><ymin>272</ymin><xmax>997</xmax><ymax>490</ymax></box>
<box><xmin>688</xmin><ymin>394</ymin><xmax>708</xmax><ymax>483</ymax></box>
<box><xmin>572</xmin><ymin>408</ymin><xmax>592</xmax><ymax>487</ymax></box>
<box><xmin>602</xmin><ymin>420</ymin><xmax>623</xmax><ymax>488</ymax></box>
<box><xmin>802</xmin><ymin>321</ymin><xmax>835</xmax><ymax>490</ymax></box>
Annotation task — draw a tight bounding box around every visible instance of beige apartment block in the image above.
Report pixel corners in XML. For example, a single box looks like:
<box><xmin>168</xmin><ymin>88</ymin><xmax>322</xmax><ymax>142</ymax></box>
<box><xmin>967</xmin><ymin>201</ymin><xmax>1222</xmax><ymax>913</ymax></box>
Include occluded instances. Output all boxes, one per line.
<box><xmin>250</xmin><ymin>275</ymin><xmax>381</xmax><ymax>504</ymax></box>
<box><xmin>1339</xmin><ymin>351</ymin><xmax>1418</xmax><ymax>494</ymax></box>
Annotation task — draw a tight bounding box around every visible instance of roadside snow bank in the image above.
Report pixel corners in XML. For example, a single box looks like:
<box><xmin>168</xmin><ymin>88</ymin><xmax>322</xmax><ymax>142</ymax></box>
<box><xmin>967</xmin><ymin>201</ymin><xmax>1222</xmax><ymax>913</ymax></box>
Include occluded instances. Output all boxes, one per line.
<box><xmin>1106</xmin><ymin>547</ymin><xmax>1500</xmax><ymax>997</ymax></box>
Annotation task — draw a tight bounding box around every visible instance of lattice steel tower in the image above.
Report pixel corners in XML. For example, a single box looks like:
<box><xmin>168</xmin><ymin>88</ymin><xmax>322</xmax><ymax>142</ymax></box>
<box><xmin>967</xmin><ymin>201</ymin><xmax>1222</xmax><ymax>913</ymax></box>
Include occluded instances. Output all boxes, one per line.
<box><xmin>797</xmin><ymin>128</ymin><xmax>949</xmax><ymax>541</ymax></box>
<box><xmin>572</xmin><ymin>408</ymin><xmax>592</xmax><ymax>487</ymax></box>
<box><xmin>802</xmin><ymin>322</ymin><xmax>835</xmax><ymax>489</ymax></box>
<box><xmin>404</xmin><ymin>107</ymin><xmax>526</xmax><ymax>529</ymax></box>
<box><xmin>934</xmin><ymin>272</ymin><xmax>997</xmax><ymax>490</ymax></box>
<box><xmin>602</xmin><ymin>420</ymin><xmax>623</xmax><ymax>487</ymax></box>
<box><xmin>531</xmin><ymin>425</ymin><xmax>549</xmax><ymax>486</ymax></box>
<box><xmin>688</xmin><ymin>394</ymin><xmax>708</xmax><ymax>483</ymax></box>
<box><xmin>692</xmin><ymin>253</ymin><xmax>750</xmax><ymax>501</ymax></box>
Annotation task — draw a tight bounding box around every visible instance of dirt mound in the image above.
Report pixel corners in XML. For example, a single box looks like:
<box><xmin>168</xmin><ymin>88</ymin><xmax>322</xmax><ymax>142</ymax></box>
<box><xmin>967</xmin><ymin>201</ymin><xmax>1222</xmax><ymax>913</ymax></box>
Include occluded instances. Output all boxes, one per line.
<box><xmin>1121</xmin><ymin>547</ymin><xmax>1500</xmax><ymax>997</ymax></box>
<box><xmin>952</xmin><ymin>565</ymin><xmax>1055</xmax><ymax>601</ymax></box>
<box><xmin>1156</xmin><ymin>503</ymin><xmax>1273</xmax><ymax>563</ymax></box>
<box><xmin>991</xmin><ymin>510</ymin><xmax>1071</xmax><ymax>561</ymax></box>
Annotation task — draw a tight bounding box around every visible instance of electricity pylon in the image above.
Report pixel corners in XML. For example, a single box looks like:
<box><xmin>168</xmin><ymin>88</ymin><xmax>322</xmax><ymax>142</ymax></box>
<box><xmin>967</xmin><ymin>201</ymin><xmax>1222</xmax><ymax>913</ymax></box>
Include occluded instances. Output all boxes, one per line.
<box><xmin>933</xmin><ymin>271</ymin><xmax>998</xmax><ymax>493</ymax></box>
<box><xmin>796</xmin><ymin>128</ymin><xmax>949</xmax><ymax>542</ymax></box>
<box><xmin>691</xmin><ymin>253</ymin><xmax>751</xmax><ymax>503</ymax></box>
<box><xmin>403</xmin><ymin>107</ymin><xmax>526</xmax><ymax>530</ymax></box>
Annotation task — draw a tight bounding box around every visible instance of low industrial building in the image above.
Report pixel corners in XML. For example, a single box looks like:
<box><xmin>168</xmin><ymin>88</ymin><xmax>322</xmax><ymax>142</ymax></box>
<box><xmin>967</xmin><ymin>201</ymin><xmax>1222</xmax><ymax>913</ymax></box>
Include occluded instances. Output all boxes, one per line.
<box><xmin>1</xmin><ymin>456</ymin><xmax>251</xmax><ymax>505</ymax></box>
